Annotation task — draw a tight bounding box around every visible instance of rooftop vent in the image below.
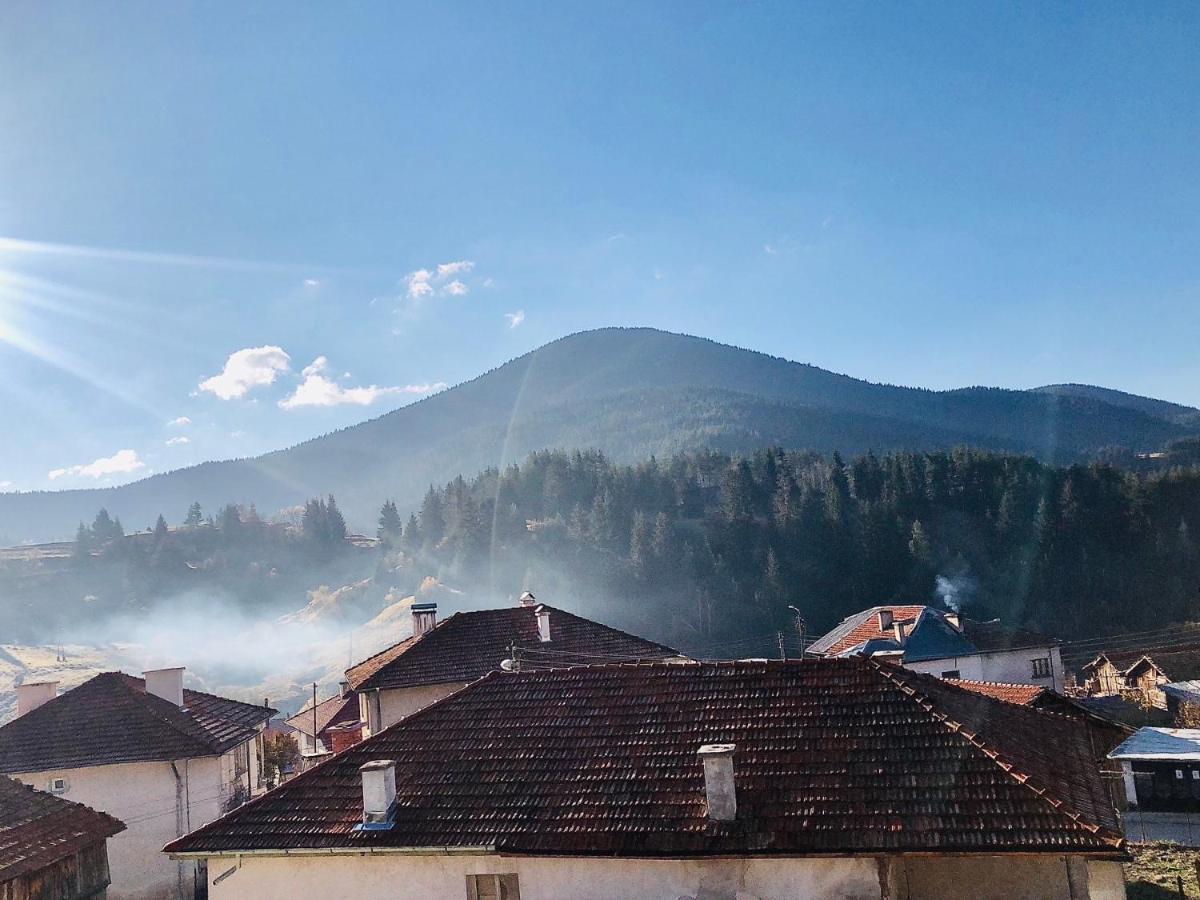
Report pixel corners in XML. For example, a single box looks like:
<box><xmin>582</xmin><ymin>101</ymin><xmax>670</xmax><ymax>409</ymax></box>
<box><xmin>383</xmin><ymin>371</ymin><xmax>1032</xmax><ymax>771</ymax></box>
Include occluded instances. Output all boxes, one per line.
<box><xmin>143</xmin><ymin>667</ymin><xmax>185</xmax><ymax>708</ymax></box>
<box><xmin>877</xmin><ymin>609</ymin><xmax>894</xmax><ymax>630</ymax></box>
<box><xmin>535</xmin><ymin>604</ymin><xmax>551</xmax><ymax>643</ymax></box>
<box><xmin>359</xmin><ymin>759</ymin><xmax>397</xmax><ymax>827</ymax></box>
<box><xmin>519</xmin><ymin>591</ymin><xmax>536</xmax><ymax>607</ymax></box>
<box><xmin>16</xmin><ymin>681</ymin><xmax>58</xmax><ymax>717</ymax></box>
<box><xmin>698</xmin><ymin>744</ymin><xmax>737</xmax><ymax>822</ymax></box>
<box><xmin>412</xmin><ymin>602</ymin><xmax>437</xmax><ymax>637</ymax></box>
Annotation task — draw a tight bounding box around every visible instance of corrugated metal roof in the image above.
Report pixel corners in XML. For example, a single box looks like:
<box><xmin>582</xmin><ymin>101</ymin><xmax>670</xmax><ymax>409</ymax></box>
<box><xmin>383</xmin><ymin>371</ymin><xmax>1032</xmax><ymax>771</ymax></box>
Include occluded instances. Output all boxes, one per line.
<box><xmin>1110</xmin><ymin>728</ymin><xmax>1200</xmax><ymax>761</ymax></box>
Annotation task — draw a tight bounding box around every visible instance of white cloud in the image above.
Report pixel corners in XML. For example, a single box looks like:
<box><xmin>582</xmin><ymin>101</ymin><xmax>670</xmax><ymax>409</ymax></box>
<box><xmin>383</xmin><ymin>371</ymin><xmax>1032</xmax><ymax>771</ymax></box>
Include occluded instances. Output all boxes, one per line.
<box><xmin>303</xmin><ymin>277</ymin><xmax>321</xmax><ymax>288</ymax></box>
<box><xmin>198</xmin><ymin>346</ymin><xmax>291</xmax><ymax>400</ymax></box>
<box><xmin>167</xmin><ymin>416</ymin><xmax>192</xmax><ymax>427</ymax></box>
<box><xmin>165</xmin><ymin>436</ymin><xmax>191</xmax><ymax>446</ymax></box>
<box><xmin>443</xmin><ymin>280</ymin><xmax>468</xmax><ymax>297</ymax></box>
<box><xmin>0</xmin><ymin>481</ymin><xmax>12</xmax><ymax>490</ymax></box>
<box><xmin>49</xmin><ymin>449</ymin><xmax>145</xmax><ymax>481</ymax></box>
<box><xmin>405</xmin><ymin>269</ymin><xmax>434</xmax><ymax>300</ymax></box>
<box><xmin>482</xmin><ymin>277</ymin><xmax>496</xmax><ymax>288</ymax></box>
<box><xmin>279</xmin><ymin>358</ymin><xmax>447</xmax><ymax>409</ymax></box>
<box><xmin>505</xmin><ymin>310</ymin><xmax>526</xmax><ymax>329</ymax></box>
<box><xmin>436</xmin><ymin>260</ymin><xmax>474</xmax><ymax>279</ymax></box>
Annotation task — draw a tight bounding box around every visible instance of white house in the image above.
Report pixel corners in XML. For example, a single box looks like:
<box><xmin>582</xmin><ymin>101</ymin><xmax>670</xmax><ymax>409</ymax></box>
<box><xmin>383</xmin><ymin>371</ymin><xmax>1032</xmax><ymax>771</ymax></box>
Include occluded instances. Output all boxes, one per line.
<box><xmin>808</xmin><ymin>604</ymin><xmax>1066</xmax><ymax>690</ymax></box>
<box><xmin>168</xmin><ymin>657</ymin><xmax>1126</xmax><ymax>900</ymax></box>
<box><xmin>0</xmin><ymin>668</ymin><xmax>274</xmax><ymax>900</ymax></box>
<box><xmin>346</xmin><ymin>593</ymin><xmax>680</xmax><ymax>735</ymax></box>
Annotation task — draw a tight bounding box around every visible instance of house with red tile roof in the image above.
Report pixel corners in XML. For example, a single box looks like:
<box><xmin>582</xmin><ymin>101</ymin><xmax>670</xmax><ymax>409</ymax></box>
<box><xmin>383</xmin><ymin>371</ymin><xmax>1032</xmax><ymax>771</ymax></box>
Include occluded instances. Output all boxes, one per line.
<box><xmin>285</xmin><ymin>683</ymin><xmax>362</xmax><ymax>768</ymax></box>
<box><xmin>346</xmin><ymin>594</ymin><xmax>680</xmax><ymax>734</ymax></box>
<box><xmin>166</xmin><ymin>657</ymin><xmax>1127</xmax><ymax>900</ymax></box>
<box><xmin>0</xmin><ymin>775</ymin><xmax>125</xmax><ymax>899</ymax></box>
<box><xmin>0</xmin><ymin>668</ymin><xmax>274</xmax><ymax>900</ymax></box>
<box><xmin>808</xmin><ymin>604</ymin><xmax>1065</xmax><ymax>690</ymax></box>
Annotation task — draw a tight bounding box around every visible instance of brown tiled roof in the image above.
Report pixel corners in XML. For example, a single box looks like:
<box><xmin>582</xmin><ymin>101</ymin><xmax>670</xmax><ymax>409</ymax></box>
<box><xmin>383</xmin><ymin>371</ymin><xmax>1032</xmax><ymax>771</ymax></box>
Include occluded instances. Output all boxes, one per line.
<box><xmin>0</xmin><ymin>673</ymin><xmax>274</xmax><ymax>774</ymax></box>
<box><xmin>167</xmin><ymin>658</ymin><xmax>1124</xmax><ymax>858</ymax></box>
<box><xmin>807</xmin><ymin>605</ymin><xmax>928</xmax><ymax>656</ymax></box>
<box><xmin>286</xmin><ymin>694</ymin><xmax>359</xmax><ymax>738</ymax></box>
<box><xmin>346</xmin><ymin>604</ymin><xmax>678</xmax><ymax>692</ymax></box>
<box><xmin>0</xmin><ymin>776</ymin><xmax>125</xmax><ymax>883</ymax></box>
<box><xmin>945</xmin><ymin>678</ymin><xmax>1048</xmax><ymax>705</ymax></box>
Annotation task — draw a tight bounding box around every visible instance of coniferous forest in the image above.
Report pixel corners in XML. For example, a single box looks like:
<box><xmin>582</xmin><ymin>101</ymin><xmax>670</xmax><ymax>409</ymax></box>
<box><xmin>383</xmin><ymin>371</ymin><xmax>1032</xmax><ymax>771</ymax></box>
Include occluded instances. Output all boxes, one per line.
<box><xmin>382</xmin><ymin>448</ymin><xmax>1200</xmax><ymax>650</ymax></box>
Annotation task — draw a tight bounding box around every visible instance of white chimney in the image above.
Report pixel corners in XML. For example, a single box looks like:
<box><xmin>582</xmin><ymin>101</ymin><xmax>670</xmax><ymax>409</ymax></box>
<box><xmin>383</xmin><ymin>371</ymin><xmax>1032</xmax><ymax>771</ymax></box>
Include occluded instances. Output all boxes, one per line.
<box><xmin>519</xmin><ymin>591</ymin><xmax>536</xmax><ymax>607</ymax></box>
<box><xmin>535</xmin><ymin>604</ymin><xmax>551</xmax><ymax>643</ymax></box>
<box><xmin>944</xmin><ymin>611</ymin><xmax>962</xmax><ymax>632</ymax></box>
<box><xmin>16</xmin><ymin>681</ymin><xmax>58</xmax><ymax>717</ymax></box>
<box><xmin>698</xmin><ymin>744</ymin><xmax>737</xmax><ymax>822</ymax></box>
<box><xmin>877</xmin><ymin>609</ymin><xmax>894</xmax><ymax>630</ymax></box>
<box><xmin>892</xmin><ymin>623</ymin><xmax>905</xmax><ymax>644</ymax></box>
<box><xmin>412</xmin><ymin>602</ymin><xmax>437</xmax><ymax>637</ymax></box>
<box><xmin>360</xmin><ymin>759</ymin><xmax>397</xmax><ymax>824</ymax></box>
<box><xmin>143</xmin><ymin>667</ymin><xmax>185</xmax><ymax>707</ymax></box>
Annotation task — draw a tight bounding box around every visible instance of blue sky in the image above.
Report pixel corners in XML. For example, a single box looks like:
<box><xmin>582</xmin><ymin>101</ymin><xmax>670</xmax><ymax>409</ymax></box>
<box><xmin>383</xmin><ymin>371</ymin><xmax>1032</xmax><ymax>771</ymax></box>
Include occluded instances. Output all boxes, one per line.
<box><xmin>0</xmin><ymin>2</ymin><xmax>1197</xmax><ymax>492</ymax></box>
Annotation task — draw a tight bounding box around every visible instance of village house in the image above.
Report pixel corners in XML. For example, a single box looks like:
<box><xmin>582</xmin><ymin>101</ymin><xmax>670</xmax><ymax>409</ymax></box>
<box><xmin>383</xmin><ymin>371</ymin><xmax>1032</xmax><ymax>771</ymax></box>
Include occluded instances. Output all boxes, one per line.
<box><xmin>346</xmin><ymin>593</ymin><xmax>680</xmax><ymax>735</ymax></box>
<box><xmin>1</xmin><ymin>775</ymin><xmax>125</xmax><ymax>900</ymax></box>
<box><xmin>1109</xmin><ymin>727</ymin><xmax>1200</xmax><ymax>814</ymax></box>
<box><xmin>1078</xmin><ymin>649</ymin><xmax>1200</xmax><ymax>709</ymax></box>
<box><xmin>167</xmin><ymin>657</ymin><xmax>1126</xmax><ymax>900</ymax></box>
<box><xmin>0</xmin><ymin>669</ymin><xmax>274</xmax><ymax>900</ymax></box>
<box><xmin>284</xmin><ymin>682</ymin><xmax>362</xmax><ymax>771</ymax></box>
<box><xmin>808</xmin><ymin>604</ymin><xmax>1066</xmax><ymax>690</ymax></box>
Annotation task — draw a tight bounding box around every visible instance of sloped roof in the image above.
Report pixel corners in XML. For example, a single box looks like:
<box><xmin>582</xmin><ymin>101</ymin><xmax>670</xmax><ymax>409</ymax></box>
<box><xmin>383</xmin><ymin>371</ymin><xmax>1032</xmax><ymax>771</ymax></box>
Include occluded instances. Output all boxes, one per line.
<box><xmin>0</xmin><ymin>673</ymin><xmax>274</xmax><ymax>774</ymax></box>
<box><xmin>286</xmin><ymin>694</ymin><xmax>359</xmax><ymax>738</ymax></box>
<box><xmin>806</xmin><ymin>605</ymin><xmax>928</xmax><ymax>656</ymax></box>
<box><xmin>346</xmin><ymin>604</ymin><xmax>678</xmax><ymax>692</ymax></box>
<box><xmin>901</xmin><ymin>612</ymin><xmax>978</xmax><ymax>662</ymax></box>
<box><xmin>168</xmin><ymin>657</ymin><xmax>1124</xmax><ymax>858</ymax></box>
<box><xmin>0</xmin><ymin>776</ymin><xmax>125</xmax><ymax>883</ymax></box>
<box><xmin>946</xmin><ymin>678</ymin><xmax>1048</xmax><ymax>705</ymax></box>
<box><xmin>1110</xmin><ymin>728</ymin><xmax>1200</xmax><ymax>761</ymax></box>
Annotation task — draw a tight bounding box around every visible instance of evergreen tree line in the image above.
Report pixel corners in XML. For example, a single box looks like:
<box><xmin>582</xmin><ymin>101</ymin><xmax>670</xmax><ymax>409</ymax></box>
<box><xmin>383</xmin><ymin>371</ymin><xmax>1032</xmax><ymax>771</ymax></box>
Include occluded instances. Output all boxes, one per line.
<box><xmin>376</xmin><ymin>448</ymin><xmax>1200</xmax><ymax>648</ymax></box>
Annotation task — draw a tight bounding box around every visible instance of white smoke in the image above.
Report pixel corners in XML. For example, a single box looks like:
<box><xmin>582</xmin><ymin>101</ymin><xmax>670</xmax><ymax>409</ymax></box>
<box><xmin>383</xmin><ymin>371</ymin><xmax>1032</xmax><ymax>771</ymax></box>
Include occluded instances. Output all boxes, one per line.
<box><xmin>934</xmin><ymin>571</ymin><xmax>978</xmax><ymax>613</ymax></box>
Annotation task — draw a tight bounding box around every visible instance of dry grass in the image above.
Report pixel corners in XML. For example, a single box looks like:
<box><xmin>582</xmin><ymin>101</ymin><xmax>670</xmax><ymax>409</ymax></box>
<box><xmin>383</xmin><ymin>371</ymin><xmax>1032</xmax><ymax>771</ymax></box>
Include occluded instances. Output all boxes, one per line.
<box><xmin>1127</xmin><ymin>843</ymin><xmax>1200</xmax><ymax>899</ymax></box>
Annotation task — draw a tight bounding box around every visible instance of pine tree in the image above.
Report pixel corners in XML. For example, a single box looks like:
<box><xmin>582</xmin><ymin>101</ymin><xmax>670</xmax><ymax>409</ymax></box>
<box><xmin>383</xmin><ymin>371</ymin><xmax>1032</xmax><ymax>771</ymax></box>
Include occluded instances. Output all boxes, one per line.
<box><xmin>154</xmin><ymin>514</ymin><xmax>168</xmax><ymax>542</ymax></box>
<box><xmin>184</xmin><ymin>502</ymin><xmax>203</xmax><ymax>527</ymax></box>
<box><xmin>92</xmin><ymin>509</ymin><xmax>116</xmax><ymax>541</ymax></box>
<box><xmin>325</xmin><ymin>495</ymin><xmax>347</xmax><ymax>543</ymax></box>
<box><xmin>419</xmin><ymin>488</ymin><xmax>446</xmax><ymax>547</ymax></box>
<box><xmin>378</xmin><ymin>500</ymin><xmax>403</xmax><ymax>542</ymax></box>
<box><xmin>73</xmin><ymin>522</ymin><xmax>92</xmax><ymax>560</ymax></box>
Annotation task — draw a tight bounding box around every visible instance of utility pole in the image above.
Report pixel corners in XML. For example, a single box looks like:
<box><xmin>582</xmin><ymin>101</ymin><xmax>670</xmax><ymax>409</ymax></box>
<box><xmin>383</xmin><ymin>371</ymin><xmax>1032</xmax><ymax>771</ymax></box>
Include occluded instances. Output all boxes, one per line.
<box><xmin>777</xmin><ymin>631</ymin><xmax>786</xmax><ymax>661</ymax></box>
<box><xmin>787</xmin><ymin>606</ymin><xmax>807</xmax><ymax>659</ymax></box>
<box><xmin>312</xmin><ymin>682</ymin><xmax>318</xmax><ymax>760</ymax></box>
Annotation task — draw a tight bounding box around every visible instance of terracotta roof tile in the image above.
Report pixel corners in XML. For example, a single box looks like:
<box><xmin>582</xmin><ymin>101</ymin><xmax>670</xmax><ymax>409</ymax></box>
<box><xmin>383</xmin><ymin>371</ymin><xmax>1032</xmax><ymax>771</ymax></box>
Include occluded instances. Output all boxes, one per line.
<box><xmin>0</xmin><ymin>776</ymin><xmax>125</xmax><ymax>883</ymax></box>
<box><xmin>347</xmin><ymin>605</ymin><xmax>678</xmax><ymax>692</ymax></box>
<box><xmin>807</xmin><ymin>605</ymin><xmax>928</xmax><ymax>656</ymax></box>
<box><xmin>168</xmin><ymin>658</ymin><xmax>1124</xmax><ymax>858</ymax></box>
<box><xmin>945</xmin><ymin>679</ymin><xmax>1048</xmax><ymax>705</ymax></box>
<box><xmin>286</xmin><ymin>694</ymin><xmax>359</xmax><ymax>738</ymax></box>
<box><xmin>0</xmin><ymin>673</ymin><xmax>274</xmax><ymax>774</ymax></box>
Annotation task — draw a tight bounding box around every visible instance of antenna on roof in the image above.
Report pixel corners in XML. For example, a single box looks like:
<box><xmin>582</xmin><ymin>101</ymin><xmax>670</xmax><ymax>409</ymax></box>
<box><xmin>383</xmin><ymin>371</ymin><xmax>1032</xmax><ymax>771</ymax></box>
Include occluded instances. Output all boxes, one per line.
<box><xmin>500</xmin><ymin>640</ymin><xmax>521</xmax><ymax>672</ymax></box>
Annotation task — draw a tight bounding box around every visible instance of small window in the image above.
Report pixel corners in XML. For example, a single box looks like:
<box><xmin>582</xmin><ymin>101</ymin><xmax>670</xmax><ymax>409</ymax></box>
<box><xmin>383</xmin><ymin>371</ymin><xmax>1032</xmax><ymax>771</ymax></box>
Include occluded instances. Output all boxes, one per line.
<box><xmin>1192</xmin><ymin>771</ymin><xmax>1199</xmax><ymax>781</ymax></box>
<box><xmin>1031</xmin><ymin>658</ymin><xmax>1052</xmax><ymax>679</ymax></box>
<box><xmin>48</xmin><ymin>777</ymin><xmax>67</xmax><ymax>794</ymax></box>
<box><xmin>940</xmin><ymin>670</ymin><xmax>961</xmax><ymax>679</ymax></box>
<box><xmin>1177</xmin><ymin>769</ymin><xmax>1186</xmax><ymax>780</ymax></box>
<box><xmin>467</xmin><ymin>874</ymin><xmax>520</xmax><ymax>900</ymax></box>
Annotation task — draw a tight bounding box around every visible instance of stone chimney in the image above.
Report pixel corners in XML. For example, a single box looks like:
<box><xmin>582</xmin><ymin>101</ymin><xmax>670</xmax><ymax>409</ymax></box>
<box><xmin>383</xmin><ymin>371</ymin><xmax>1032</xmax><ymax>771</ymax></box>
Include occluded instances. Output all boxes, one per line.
<box><xmin>339</xmin><ymin>679</ymin><xmax>351</xmax><ymax>699</ymax></box>
<box><xmin>16</xmin><ymin>681</ymin><xmax>58</xmax><ymax>717</ymax></box>
<box><xmin>143</xmin><ymin>667</ymin><xmax>185</xmax><ymax>708</ymax></box>
<box><xmin>359</xmin><ymin>759</ymin><xmax>397</xmax><ymax>824</ymax></box>
<box><xmin>698</xmin><ymin>744</ymin><xmax>737</xmax><ymax>822</ymax></box>
<box><xmin>519</xmin><ymin>591</ymin><xmax>536</xmax><ymax>607</ymax></box>
<box><xmin>877</xmin><ymin>609</ymin><xmax>894</xmax><ymax>631</ymax></box>
<box><xmin>535</xmin><ymin>604</ymin><xmax>551</xmax><ymax>643</ymax></box>
<box><xmin>412</xmin><ymin>602</ymin><xmax>437</xmax><ymax>637</ymax></box>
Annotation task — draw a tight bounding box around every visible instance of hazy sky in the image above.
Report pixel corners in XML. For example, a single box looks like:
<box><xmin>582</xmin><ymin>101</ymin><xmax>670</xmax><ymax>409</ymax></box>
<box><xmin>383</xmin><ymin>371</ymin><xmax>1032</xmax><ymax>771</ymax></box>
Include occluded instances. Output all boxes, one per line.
<box><xmin>0</xmin><ymin>2</ymin><xmax>1197</xmax><ymax>492</ymax></box>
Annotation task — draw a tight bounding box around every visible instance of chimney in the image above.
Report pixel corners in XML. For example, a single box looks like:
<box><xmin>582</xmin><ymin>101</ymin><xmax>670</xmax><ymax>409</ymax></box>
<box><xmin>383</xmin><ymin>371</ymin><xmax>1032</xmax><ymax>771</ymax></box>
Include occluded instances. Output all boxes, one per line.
<box><xmin>944</xmin><ymin>611</ymin><xmax>962</xmax><ymax>632</ymax></box>
<box><xmin>339</xmin><ymin>679</ymin><xmax>350</xmax><ymax>699</ymax></box>
<box><xmin>697</xmin><ymin>744</ymin><xmax>737</xmax><ymax>822</ymax></box>
<box><xmin>412</xmin><ymin>602</ymin><xmax>437</xmax><ymax>637</ymax></box>
<box><xmin>877</xmin><ymin>609</ymin><xmax>894</xmax><ymax>631</ymax></box>
<box><xmin>143</xmin><ymin>667</ymin><xmax>185</xmax><ymax>708</ymax></box>
<box><xmin>892</xmin><ymin>622</ymin><xmax>906</xmax><ymax>644</ymax></box>
<box><xmin>359</xmin><ymin>759</ymin><xmax>397</xmax><ymax>825</ymax></box>
<box><xmin>16</xmin><ymin>681</ymin><xmax>58</xmax><ymax>717</ymax></box>
<box><xmin>519</xmin><ymin>591</ymin><xmax>536</xmax><ymax>607</ymax></box>
<box><xmin>535</xmin><ymin>604</ymin><xmax>551</xmax><ymax>643</ymax></box>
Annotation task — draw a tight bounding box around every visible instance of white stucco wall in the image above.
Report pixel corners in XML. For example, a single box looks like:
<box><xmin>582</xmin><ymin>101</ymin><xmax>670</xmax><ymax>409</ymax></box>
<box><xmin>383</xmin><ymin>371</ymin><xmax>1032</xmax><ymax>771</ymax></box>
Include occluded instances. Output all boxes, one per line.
<box><xmin>13</xmin><ymin>746</ymin><xmax>255</xmax><ymax>900</ymax></box>
<box><xmin>358</xmin><ymin>681</ymin><xmax>471</xmax><ymax>735</ymax></box>
<box><xmin>905</xmin><ymin>646</ymin><xmax>1064</xmax><ymax>691</ymax></box>
<box><xmin>195</xmin><ymin>852</ymin><xmax>1126</xmax><ymax>900</ymax></box>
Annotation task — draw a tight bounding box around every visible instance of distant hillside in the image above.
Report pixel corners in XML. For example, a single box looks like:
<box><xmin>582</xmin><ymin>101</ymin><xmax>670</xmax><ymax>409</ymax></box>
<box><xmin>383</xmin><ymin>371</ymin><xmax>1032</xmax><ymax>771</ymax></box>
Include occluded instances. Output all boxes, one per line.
<box><xmin>1032</xmin><ymin>383</ymin><xmax>1200</xmax><ymax>427</ymax></box>
<box><xmin>2</xmin><ymin>327</ymin><xmax>1197</xmax><ymax>542</ymax></box>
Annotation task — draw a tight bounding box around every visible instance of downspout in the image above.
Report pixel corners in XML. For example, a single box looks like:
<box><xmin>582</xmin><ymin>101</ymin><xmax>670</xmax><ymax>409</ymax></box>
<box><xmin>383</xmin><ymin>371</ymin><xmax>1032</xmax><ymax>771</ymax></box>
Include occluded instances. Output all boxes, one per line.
<box><xmin>170</xmin><ymin>761</ymin><xmax>186</xmax><ymax>899</ymax></box>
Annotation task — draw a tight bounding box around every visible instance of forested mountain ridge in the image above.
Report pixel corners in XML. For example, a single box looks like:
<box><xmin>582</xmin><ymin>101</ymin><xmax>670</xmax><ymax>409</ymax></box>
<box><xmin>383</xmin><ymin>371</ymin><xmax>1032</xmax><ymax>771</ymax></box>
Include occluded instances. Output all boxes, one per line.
<box><xmin>2</xmin><ymin>327</ymin><xmax>1197</xmax><ymax>543</ymax></box>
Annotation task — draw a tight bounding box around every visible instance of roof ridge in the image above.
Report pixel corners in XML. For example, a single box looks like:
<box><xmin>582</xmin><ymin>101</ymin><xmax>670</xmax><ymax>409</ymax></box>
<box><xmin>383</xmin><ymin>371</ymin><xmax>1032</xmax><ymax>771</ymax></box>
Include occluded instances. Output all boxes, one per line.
<box><xmin>112</xmin><ymin>673</ymin><xmax>221</xmax><ymax>756</ymax></box>
<box><xmin>870</xmin><ymin>661</ymin><xmax>1123</xmax><ymax>847</ymax></box>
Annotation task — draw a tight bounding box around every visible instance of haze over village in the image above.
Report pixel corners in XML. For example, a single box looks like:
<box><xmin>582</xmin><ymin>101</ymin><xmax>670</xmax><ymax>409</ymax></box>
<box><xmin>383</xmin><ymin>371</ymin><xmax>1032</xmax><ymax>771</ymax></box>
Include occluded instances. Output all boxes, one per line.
<box><xmin>2</xmin><ymin>3</ymin><xmax>1200</xmax><ymax>900</ymax></box>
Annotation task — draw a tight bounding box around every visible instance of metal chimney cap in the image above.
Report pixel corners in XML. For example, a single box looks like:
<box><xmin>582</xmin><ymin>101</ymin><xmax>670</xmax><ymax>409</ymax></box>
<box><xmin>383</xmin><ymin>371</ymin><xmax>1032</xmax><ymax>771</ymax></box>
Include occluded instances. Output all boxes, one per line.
<box><xmin>359</xmin><ymin>759</ymin><xmax>396</xmax><ymax>773</ymax></box>
<box><xmin>698</xmin><ymin>743</ymin><xmax>736</xmax><ymax>756</ymax></box>
<box><xmin>411</xmin><ymin>602</ymin><xmax>437</xmax><ymax>612</ymax></box>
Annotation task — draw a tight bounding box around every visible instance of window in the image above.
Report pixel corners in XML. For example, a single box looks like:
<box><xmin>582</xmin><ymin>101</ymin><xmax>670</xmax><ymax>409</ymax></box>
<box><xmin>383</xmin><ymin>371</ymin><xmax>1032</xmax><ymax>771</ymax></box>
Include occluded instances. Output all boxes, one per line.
<box><xmin>940</xmin><ymin>670</ymin><xmax>960</xmax><ymax>679</ymax></box>
<box><xmin>47</xmin><ymin>777</ymin><xmax>67</xmax><ymax>794</ymax></box>
<box><xmin>1177</xmin><ymin>769</ymin><xmax>1185</xmax><ymax>780</ymax></box>
<box><xmin>1031</xmin><ymin>658</ymin><xmax>1052</xmax><ymax>679</ymax></box>
<box><xmin>466</xmin><ymin>874</ymin><xmax>520</xmax><ymax>900</ymax></box>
